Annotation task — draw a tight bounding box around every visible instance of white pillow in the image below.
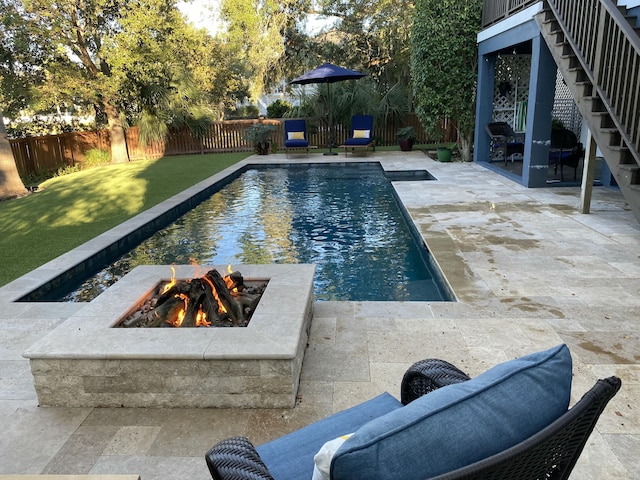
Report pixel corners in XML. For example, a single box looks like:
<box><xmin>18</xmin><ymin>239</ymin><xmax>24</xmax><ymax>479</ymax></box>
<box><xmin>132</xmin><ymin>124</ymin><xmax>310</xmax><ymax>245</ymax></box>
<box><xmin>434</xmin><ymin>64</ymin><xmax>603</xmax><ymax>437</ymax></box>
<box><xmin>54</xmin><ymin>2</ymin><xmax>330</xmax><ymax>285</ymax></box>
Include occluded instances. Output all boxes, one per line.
<box><xmin>312</xmin><ymin>434</ymin><xmax>352</xmax><ymax>480</ymax></box>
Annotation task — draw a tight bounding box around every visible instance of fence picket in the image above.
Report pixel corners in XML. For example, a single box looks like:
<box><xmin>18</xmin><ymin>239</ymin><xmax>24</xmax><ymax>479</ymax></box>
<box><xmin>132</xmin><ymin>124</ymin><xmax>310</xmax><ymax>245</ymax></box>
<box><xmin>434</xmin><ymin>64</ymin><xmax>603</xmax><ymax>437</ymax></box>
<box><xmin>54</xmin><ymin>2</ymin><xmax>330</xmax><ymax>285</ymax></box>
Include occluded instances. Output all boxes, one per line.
<box><xmin>9</xmin><ymin>114</ymin><xmax>456</xmax><ymax>177</ymax></box>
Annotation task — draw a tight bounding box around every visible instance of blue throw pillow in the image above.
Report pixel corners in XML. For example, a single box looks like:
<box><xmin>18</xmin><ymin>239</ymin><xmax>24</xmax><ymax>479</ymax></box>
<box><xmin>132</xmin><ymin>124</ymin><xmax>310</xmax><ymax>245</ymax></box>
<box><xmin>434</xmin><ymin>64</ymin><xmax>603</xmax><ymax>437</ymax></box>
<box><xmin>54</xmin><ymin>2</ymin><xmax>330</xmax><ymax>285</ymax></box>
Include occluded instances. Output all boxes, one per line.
<box><xmin>331</xmin><ymin>344</ymin><xmax>572</xmax><ymax>480</ymax></box>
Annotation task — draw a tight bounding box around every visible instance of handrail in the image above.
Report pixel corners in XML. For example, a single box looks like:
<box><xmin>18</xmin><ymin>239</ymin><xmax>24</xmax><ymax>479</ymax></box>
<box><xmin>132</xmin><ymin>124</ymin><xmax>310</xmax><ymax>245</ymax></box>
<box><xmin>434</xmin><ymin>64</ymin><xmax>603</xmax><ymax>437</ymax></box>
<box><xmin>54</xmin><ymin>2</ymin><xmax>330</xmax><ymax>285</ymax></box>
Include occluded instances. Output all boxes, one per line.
<box><xmin>548</xmin><ymin>0</ymin><xmax>640</xmax><ymax>160</ymax></box>
<box><xmin>482</xmin><ymin>0</ymin><xmax>541</xmax><ymax>28</ymax></box>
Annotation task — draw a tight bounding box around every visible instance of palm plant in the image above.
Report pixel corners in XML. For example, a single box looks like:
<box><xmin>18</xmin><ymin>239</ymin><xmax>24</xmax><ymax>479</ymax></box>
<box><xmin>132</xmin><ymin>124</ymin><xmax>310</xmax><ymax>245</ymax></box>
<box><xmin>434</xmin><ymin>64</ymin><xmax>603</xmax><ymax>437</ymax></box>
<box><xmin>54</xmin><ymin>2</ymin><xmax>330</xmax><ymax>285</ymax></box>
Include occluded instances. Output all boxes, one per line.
<box><xmin>132</xmin><ymin>70</ymin><xmax>216</xmax><ymax>147</ymax></box>
<box><xmin>287</xmin><ymin>80</ymin><xmax>409</xmax><ymax>145</ymax></box>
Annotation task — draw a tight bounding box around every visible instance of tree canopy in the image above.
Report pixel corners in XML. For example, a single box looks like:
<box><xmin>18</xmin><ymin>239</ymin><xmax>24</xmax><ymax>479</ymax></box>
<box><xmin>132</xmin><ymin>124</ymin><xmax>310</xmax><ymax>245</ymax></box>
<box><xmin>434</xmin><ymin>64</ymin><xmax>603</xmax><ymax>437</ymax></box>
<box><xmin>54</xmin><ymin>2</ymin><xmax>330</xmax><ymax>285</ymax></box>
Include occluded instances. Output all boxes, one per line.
<box><xmin>0</xmin><ymin>0</ymin><xmax>248</xmax><ymax>161</ymax></box>
<box><xmin>1</xmin><ymin>0</ymin><xmax>483</xmax><ymax>168</ymax></box>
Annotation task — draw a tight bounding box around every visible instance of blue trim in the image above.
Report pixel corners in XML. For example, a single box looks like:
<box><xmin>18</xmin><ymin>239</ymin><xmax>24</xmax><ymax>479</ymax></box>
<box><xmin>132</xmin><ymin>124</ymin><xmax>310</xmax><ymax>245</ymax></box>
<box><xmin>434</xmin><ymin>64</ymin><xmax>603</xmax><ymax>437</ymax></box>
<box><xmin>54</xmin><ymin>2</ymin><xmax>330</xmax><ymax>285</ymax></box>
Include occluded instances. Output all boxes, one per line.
<box><xmin>522</xmin><ymin>35</ymin><xmax>556</xmax><ymax>187</ymax></box>
<box><xmin>475</xmin><ymin>17</ymin><xmax>558</xmax><ymax>188</ymax></box>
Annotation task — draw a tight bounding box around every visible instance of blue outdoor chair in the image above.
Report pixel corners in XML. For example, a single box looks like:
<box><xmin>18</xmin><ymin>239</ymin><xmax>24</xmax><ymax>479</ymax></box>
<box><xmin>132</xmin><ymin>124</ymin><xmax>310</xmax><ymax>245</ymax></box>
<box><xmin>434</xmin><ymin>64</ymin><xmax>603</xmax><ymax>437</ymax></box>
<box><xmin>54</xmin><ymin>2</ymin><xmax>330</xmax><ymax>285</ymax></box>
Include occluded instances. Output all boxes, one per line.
<box><xmin>342</xmin><ymin>115</ymin><xmax>375</xmax><ymax>156</ymax></box>
<box><xmin>284</xmin><ymin>119</ymin><xmax>310</xmax><ymax>157</ymax></box>
<box><xmin>205</xmin><ymin>344</ymin><xmax>621</xmax><ymax>480</ymax></box>
<box><xmin>548</xmin><ymin>127</ymin><xmax>584</xmax><ymax>182</ymax></box>
<box><xmin>486</xmin><ymin>121</ymin><xmax>525</xmax><ymax>164</ymax></box>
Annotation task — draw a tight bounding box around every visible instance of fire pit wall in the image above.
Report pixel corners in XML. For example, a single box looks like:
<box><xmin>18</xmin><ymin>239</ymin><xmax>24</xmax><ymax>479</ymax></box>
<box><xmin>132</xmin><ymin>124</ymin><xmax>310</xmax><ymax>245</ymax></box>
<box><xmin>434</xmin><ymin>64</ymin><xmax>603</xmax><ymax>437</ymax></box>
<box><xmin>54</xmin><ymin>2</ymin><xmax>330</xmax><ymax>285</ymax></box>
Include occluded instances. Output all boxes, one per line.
<box><xmin>24</xmin><ymin>264</ymin><xmax>315</xmax><ymax>409</ymax></box>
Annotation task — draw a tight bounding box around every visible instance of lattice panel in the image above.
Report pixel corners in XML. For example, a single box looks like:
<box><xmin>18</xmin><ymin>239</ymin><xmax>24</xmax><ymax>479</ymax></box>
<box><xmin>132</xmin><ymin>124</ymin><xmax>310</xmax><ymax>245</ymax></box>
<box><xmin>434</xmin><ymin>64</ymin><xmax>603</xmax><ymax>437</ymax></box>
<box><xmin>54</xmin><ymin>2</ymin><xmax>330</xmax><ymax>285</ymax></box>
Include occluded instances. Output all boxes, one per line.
<box><xmin>553</xmin><ymin>69</ymin><xmax>583</xmax><ymax>137</ymax></box>
<box><xmin>493</xmin><ymin>55</ymin><xmax>531</xmax><ymax>131</ymax></box>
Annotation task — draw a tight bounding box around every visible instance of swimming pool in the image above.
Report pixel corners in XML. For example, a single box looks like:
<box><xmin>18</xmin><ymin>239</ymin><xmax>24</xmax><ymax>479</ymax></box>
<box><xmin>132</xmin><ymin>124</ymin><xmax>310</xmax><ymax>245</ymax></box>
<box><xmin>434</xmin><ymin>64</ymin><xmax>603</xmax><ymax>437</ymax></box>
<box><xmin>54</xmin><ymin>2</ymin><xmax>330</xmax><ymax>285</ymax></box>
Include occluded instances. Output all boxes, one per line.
<box><xmin>25</xmin><ymin>163</ymin><xmax>451</xmax><ymax>302</ymax></box>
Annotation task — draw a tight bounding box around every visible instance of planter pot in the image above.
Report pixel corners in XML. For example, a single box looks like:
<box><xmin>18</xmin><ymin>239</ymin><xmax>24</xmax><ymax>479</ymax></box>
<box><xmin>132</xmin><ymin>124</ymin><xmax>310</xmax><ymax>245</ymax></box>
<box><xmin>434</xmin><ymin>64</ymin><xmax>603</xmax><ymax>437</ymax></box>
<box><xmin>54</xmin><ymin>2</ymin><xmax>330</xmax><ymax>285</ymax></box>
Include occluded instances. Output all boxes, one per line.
<box><xmin>399</xmin><ymin>139</ymin><xmax>415</xmax><ymax>152</ymax></box>
<box><xmin>256</xmin><ymin>143</ymin><xmax>270</xmax><ymax>155</ymax></box>
<box><xmin>437</xmin><ymin>147</ymin><xmax>452</xmax><ymax>162</ymax></box>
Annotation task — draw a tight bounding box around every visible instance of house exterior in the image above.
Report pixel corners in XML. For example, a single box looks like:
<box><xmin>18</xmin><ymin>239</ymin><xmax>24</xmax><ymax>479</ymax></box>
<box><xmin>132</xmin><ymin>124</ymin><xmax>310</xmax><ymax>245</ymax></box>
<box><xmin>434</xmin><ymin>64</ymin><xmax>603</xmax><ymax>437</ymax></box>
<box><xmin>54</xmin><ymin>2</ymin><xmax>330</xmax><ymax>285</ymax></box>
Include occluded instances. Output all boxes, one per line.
<box><xmin>474</xmin><ymin>0</ymin><xmax>640</xmax><ymax>222</ymax></box>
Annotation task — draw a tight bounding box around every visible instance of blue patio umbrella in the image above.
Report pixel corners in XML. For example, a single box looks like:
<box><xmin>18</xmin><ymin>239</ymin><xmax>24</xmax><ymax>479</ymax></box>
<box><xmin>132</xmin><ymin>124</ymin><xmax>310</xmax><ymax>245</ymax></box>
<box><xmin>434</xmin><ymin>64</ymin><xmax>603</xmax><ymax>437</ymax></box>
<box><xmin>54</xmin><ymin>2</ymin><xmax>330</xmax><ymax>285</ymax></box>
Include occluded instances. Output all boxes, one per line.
<box><xmin>290</xmin><ymin>63</ymin><xmax>367</xmax><ymax>155</ymax></box>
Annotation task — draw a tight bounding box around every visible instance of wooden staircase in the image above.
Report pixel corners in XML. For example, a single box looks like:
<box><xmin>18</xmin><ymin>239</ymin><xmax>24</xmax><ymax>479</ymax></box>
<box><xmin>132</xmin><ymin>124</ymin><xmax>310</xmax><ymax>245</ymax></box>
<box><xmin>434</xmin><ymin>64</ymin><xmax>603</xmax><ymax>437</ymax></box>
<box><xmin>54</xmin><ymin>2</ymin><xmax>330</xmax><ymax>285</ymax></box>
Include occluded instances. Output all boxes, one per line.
<box><xmin>535</xmin><ymin>0</ymin><xmax>640</xmax><ymax>223</ymax></box>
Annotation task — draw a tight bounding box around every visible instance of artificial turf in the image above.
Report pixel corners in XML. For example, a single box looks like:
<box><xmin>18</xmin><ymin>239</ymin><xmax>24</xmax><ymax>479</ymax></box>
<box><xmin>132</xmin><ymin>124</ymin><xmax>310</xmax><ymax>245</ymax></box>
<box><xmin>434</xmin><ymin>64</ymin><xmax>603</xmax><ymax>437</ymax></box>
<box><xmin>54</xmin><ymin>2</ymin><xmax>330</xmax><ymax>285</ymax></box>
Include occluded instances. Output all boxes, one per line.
<box><xmin>0</xmin><ymin>152</ymin><xmax>249</xmax><ymax>287</ymax></box>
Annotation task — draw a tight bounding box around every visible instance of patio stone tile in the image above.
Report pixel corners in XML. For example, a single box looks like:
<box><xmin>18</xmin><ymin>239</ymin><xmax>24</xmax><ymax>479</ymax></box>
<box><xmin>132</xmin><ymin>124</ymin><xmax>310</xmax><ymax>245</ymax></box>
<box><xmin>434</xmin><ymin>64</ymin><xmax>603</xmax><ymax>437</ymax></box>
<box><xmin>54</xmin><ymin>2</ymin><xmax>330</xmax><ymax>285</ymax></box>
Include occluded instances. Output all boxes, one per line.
<box><xmin>102</xmin><ymin>426</ymin><xmax>162</xmax><ymax>456</ymax></box>
<box><xmin>90</xmin><ymin>455</ymin><xmax>207</xmax><ymax>480</ymax></box>
<box><xmin>244</xmin><ymin>401</ymin><xmax>334</xmax><ymax>446</ymax></box>
<box><xmin>145</xmin><ymin>409</ymin><xmax>249</xmax><ymax>456</ymax></box>
<box><xmin>41</xmin><ymin>425</ymin><xmax>120</xmax><ymax>474</ymax></box>
<box><xmin>366</xmin><ymin>328</ymin><xmax>467</xmax><ymax>364</ymax></box>
<box><xmin>570</xmin><ymin>431</ymin><xmax>631</xmax><ymax>479</ymax></box>
<box><xmin>332</xmin><ymin>380</ymin><xmax>394</xmax><ymax>413</ymax></box>
<box><xmin>0</xmin><ymin>406</ymin><xmax>91</xmax><ymax>474</ymax></box>
<box><xmin>603</xmin><ymin>434</ymin><xmax>640</xmax><ymax>479</ymax></box>
<box><xmin>558</xmin><ymin>331</ymin><xmax>640</xmax><ymax>365</ymax></box>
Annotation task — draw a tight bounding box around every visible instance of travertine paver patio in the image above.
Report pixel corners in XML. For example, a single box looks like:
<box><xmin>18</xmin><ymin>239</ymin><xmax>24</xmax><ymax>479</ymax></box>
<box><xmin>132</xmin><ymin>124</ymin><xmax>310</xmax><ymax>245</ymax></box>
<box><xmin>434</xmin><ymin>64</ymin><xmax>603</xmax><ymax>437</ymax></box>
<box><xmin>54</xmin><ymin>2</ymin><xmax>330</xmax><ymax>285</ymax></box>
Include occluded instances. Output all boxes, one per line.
<box><xmin>0</xmin><ymin>151</ymin><xmax>638</xmax><ymax>479</ymax></box>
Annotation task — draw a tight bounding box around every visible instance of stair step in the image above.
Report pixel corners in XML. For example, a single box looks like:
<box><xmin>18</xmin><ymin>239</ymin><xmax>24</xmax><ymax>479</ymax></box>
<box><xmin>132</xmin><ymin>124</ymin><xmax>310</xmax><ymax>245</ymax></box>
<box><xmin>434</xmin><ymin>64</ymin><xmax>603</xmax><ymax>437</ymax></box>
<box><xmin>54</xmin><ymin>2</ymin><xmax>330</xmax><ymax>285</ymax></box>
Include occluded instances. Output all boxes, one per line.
<box><xmin>618</xmin><ymin>165</ymin><xmax>640</xmax><ymax>184</ymax></box>
<box><xmin>609</xmin><ymin>145</ymin><xmax>630</xmax><ymax>153</ymax></box>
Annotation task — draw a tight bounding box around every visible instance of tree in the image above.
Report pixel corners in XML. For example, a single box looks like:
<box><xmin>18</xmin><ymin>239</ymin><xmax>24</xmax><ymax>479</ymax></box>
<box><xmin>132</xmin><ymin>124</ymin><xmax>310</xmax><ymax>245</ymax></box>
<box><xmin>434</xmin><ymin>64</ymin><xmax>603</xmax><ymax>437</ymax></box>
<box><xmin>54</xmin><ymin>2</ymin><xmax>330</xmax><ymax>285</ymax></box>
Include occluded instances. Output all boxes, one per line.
<box><xmin>411</xmin><ymin>0</ymin><xmax>482</xmax><ymax>161</ymax></box>
<box><xmin>2</xmin><ymin>0</ymin><xmax>229</xmax><ymax>162</ymax></box>
<box><xmin>221</xmin><ymin>0</ymin><xmax>308</xmax><ymax>100</ymax></box>
<box><xmin>312</xmin><ymin>0</ymin><xmax>413</xmax><ymax>92</ymax></box>
<box><xmin>17</xmin><ymin>0</ymin><xmax>132</xmax><ymax>163</ymax></box>
<box><xmin>0</xmin><ymin>110</ymin><xmax>27</xmax><ymax>199</ymax></box>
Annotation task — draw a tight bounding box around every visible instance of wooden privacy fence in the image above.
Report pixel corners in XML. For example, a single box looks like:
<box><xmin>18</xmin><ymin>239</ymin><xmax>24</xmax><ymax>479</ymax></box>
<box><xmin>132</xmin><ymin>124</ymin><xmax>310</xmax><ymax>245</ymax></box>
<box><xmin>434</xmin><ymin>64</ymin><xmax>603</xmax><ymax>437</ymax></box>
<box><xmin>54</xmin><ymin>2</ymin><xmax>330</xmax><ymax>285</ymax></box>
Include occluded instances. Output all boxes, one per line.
<box><xmin>10</xmin><ymin>114</ymin><xmax>457</xmax><ymax>177</ymax></box>
<box><xmin>10</xmin><ymin>130</ymin><xmax>110</xmax><ymax>178</ymax></box>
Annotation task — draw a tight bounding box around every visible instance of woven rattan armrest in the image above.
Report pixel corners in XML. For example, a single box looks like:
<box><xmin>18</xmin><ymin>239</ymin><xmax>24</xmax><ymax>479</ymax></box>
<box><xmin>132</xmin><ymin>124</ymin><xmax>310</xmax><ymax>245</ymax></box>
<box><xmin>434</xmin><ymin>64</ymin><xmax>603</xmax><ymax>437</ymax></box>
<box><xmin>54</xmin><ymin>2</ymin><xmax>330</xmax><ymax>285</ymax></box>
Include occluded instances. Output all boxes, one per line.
<box><xmin>401</xmin><ymin>358</ymin><xmax>471</xmax><ymax>405</ymax></box>
<box><xmin>206</xmin><ymin>436</ymin><xmax>275</xmax><ymax>480</ymax></box>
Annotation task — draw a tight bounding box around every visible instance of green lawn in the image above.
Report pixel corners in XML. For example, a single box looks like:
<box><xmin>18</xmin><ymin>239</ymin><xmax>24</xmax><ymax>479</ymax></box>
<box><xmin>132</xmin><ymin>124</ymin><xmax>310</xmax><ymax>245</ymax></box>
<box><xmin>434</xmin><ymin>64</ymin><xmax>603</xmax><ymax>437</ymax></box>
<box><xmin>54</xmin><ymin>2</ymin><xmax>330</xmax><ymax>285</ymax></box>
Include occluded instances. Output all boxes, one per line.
<box><xmin>0</xmin><ymin>152</ymin><xmax>249</xmax><ymax>287</ymax></box>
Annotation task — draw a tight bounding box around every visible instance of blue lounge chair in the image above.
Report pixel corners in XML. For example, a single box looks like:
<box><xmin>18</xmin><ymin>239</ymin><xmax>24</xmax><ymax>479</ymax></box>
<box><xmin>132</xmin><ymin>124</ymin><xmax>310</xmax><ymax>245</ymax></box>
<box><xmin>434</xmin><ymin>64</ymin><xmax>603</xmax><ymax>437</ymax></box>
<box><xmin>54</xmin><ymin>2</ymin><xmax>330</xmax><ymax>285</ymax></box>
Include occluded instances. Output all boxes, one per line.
<box><xmin>342</xmin><ymin>115</ymin><xmax>375</xmax><ymax>156</ymax></box>
<box><xmin>284</xmin><ymin>119</ymin><xmax>310</xmax><ymax>157</ymax></box>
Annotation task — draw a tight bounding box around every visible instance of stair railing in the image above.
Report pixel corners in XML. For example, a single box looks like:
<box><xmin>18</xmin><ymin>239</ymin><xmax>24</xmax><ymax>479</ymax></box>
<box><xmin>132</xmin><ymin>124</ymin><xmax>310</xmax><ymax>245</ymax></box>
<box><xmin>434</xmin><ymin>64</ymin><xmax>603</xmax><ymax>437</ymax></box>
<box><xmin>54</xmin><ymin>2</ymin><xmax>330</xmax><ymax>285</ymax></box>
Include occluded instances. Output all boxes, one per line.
<box><xmin>482</xmin><ymin>0</ymin><xmax>540</xmax><ymax>28</ymax></box>
<box><xmin>548</xmin><ymin>0</ymin><xmax>640</xmax><ymax>162</ymax></box>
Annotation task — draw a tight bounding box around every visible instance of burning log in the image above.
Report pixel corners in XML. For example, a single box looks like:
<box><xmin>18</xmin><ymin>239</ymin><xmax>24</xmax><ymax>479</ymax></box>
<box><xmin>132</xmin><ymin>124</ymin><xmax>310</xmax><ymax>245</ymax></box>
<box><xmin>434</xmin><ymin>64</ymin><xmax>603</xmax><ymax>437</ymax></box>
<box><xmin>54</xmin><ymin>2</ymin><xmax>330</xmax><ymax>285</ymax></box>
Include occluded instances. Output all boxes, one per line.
<box><xmin>204</xmin><ymin>269</ymin><xmax>244</xmax><ymax>325</ymax></box>
<box><xmin>119</xmin><ymin>268</ymin><xmax>266</xmax><ymax>328</ymax></box>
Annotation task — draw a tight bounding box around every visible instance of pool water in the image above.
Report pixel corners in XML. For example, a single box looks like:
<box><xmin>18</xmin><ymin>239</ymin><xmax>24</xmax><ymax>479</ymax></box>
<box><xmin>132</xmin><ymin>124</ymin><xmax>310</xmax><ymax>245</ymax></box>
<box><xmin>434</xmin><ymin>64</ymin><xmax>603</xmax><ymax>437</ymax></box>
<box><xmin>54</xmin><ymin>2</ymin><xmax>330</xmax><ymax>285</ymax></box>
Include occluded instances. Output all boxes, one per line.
<box><xmin>59</xmin><ymin>164</ymin><xmax>450</xmax><ymax>302</ymax></box>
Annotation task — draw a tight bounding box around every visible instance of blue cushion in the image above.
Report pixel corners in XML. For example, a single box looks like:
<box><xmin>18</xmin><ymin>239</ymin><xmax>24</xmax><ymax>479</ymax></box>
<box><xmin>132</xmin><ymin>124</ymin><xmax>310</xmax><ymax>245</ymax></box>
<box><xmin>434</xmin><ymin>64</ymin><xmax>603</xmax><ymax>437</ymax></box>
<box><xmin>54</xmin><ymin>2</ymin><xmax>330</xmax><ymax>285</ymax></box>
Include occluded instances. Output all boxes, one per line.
<box><xmin>256</xmin><ymin>392</ymin><xmax>402</xmax><ymax>480</ymax></box>
<box><xmin>331</xmin><ymin>344</ymin><xmax>572</xmax><ymax>480</ymax></box>
<box><xmin>344</xmin><ymin>137</ymin><xmax>373</xmax><ymax>146</ymax></box>
<box><xmin>285</xmin><ymin>139</ymin><xmax>309</xmax><ymax>148</ymax></box>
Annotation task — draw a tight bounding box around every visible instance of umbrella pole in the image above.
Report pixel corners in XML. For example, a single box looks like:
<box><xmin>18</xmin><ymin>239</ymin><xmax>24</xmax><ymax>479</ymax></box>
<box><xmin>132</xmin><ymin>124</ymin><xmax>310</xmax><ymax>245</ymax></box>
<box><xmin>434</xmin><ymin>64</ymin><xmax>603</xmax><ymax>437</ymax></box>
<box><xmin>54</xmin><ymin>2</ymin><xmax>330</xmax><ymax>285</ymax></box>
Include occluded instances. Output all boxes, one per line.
<box><xmin>324</xmin><ymin>83</ymin><xmax>338</xmax><ymax>156</ymax></box>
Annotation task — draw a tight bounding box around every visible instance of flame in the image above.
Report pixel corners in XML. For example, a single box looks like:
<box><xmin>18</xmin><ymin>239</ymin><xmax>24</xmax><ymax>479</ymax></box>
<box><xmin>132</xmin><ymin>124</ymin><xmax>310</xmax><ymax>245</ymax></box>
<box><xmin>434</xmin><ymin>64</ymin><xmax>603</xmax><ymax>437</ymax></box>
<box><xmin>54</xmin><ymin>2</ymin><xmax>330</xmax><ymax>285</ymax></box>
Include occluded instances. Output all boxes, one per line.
<box><xmin>162</xmin><ymin>265</ymin><xmax>177</xmax><ymax>294</ymax></box>
<box><xmin>166</xmin><ymin>293</ymin><xmax>189</xmax><ymax>327</ymax></box>
<box><xmin>190</xmin><ymin>258</ymin><xmax>206</xmax><ymax>278</ymax></box>
<box><xmin>203</xmin><ymin>275</ymin><xmax>227</xmax><ymax>314</ymax></box>
<box><xmin>196</xmin><ymin>307</ymin><xmax>211</xmax><ymax>327</ymax></box>
<box><xmin>159</xmin><ymin>267</ymin><xmax>235</xmax><ymax>328</ymax></box>
<box><xmin>224</xmin><ymin>265</ymin><xmax>239</xmax><ymax>293</ymax></box>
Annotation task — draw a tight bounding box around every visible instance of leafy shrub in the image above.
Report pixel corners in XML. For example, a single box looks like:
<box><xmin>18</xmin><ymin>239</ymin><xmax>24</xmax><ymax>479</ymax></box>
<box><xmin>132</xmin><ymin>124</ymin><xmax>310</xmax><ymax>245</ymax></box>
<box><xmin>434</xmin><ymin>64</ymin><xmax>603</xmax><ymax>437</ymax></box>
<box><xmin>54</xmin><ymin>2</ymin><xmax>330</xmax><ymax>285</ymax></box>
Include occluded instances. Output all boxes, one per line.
<box><xmin>266</xmin><ymin>99</ymin><xmax>292</xmax><ymax>118</ymax></box>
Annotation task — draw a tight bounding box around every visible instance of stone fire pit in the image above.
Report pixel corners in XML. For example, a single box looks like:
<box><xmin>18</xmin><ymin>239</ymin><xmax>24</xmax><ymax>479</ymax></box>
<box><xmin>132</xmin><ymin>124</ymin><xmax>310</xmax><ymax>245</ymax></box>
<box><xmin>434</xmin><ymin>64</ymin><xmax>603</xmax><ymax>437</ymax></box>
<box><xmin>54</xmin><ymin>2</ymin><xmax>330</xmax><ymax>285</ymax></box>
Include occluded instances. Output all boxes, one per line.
<box><xmin>24</xmin><ymin>264</ymin><xmax>315</xmax><ymax>409</ymax></box>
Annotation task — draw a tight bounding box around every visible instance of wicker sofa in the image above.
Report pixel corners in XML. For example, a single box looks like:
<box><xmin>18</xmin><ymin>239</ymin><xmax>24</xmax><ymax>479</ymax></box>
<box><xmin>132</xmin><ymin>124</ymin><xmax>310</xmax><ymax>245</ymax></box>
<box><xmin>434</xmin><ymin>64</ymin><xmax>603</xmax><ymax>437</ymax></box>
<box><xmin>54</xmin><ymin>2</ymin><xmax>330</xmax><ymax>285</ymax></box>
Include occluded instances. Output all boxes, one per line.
<box><xmin>206</xmin><ymin>345</ymin><xmax>621</xmax><ymax>480</ymax></box>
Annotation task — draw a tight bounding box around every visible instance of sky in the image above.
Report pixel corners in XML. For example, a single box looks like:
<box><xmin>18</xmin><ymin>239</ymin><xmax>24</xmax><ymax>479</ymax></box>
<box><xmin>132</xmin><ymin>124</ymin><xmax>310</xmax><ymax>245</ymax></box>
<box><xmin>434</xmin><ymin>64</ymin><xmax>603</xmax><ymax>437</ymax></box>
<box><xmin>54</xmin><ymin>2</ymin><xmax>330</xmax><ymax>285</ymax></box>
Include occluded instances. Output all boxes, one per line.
<box><xmin>177</xmin><ymin>0</ymin><xmax>336</xmax><ymax>36</ymax></box>
<box><xmin>177</xmin><ymin>0</ymin><xmax>221</xmax><ymax>34</ymax></box>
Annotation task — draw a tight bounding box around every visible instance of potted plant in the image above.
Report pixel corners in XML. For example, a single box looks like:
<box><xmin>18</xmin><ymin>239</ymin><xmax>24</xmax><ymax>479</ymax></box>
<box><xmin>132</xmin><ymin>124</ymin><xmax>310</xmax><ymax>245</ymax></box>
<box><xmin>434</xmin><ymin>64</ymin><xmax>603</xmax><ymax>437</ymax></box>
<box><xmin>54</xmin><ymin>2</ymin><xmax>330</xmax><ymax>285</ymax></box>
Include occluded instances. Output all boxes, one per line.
<box><xmin>396</xmin><ymin>126</ymin><xmax>417</xmax><ymax>151</ymax></box>
<box><xmin>436</xmin><ymin>142</ymin><xmax>456</xmax><ymax>162</ymax></box>
<box><xmin>245</xmin><ymin>123</ymin><xmax>277</xmax><ymax>155</ymax></box>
